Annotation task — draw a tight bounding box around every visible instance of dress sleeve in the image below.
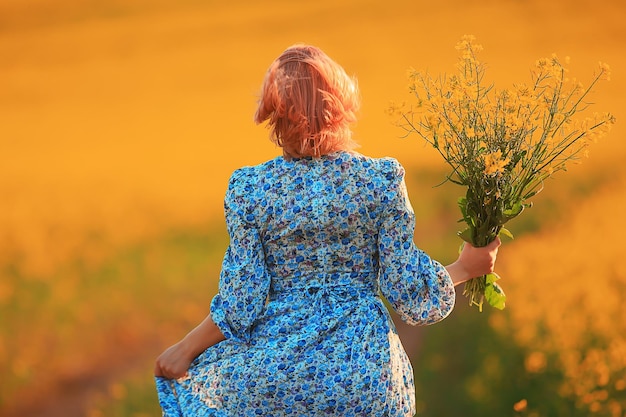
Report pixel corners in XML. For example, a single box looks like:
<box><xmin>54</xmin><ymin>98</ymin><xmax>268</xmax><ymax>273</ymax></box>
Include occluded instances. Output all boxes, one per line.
<box><xmin>210</xmin><ymin>169</ymin><xmax>270</xmax><ymax>343</ymax></box>
<box><xmin>377</xmin><ymin>159</ymin><xmax>456</xmax><ymax>326</ymax></box>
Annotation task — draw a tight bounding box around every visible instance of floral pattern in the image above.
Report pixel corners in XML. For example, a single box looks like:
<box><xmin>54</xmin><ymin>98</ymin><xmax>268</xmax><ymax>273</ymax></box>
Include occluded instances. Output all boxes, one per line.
<box><xmin>155</xmin><ymin>151</ymin><xmax>455</xmax><ymax>416</ymax></box>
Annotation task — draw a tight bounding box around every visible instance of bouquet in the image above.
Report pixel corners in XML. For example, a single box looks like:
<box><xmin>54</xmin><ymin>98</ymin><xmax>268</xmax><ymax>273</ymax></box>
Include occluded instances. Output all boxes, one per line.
<box><xmin>390</xmin><ymin>35</ymin><xmax>615</xmax><ymax>311</ymax></box>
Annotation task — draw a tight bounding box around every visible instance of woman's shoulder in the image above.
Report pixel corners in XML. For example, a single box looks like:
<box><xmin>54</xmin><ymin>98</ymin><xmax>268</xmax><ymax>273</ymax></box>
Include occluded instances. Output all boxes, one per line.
<box><xmin>226</xmin><ymin>156</ymin><xmax>285</xmax><ymax>197</ymax></box>
<box><xmin>229</xmin><ymin>157</ymin><xmax>280</xmax><ymax>180</ymax></box>
<box><xmin>346</xmin><ymin>152</ymin><xmax>405</xmax><ymax>180</ymax></box>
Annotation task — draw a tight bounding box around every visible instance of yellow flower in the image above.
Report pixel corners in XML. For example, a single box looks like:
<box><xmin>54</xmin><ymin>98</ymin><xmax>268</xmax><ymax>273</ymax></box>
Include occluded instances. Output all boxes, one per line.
<box><xmin>454</xmin><ymin>35</ymin><xmax>483</xmax><ymax>66</ymax></box>
<box><xmin>505</xmin><ymin>112</ymin><xmax>522</xmax><ymax>131</ymax></box>
<box><xmin>455</xmin><ymin>34</ymin><xmax>481</xmax><ymax>51</ymax></box>
<box><xmin>407</xmin><ymin>67</ymin><xmax>419</xmax><ymax>80</ymax></box>
<box><xmin>598</xmin><ymin>62</ymin><xmax>611</xmax><ymax>81</ymax></box>
<box><xmin>483</xmin><ymin>150</ymin><xmax>510</xmax><ymax>176</ymax></box>
<box><xmin>513</xmin><ymin>399</ymin><xmax>528</xmax><ymax>412</ymax></box>
<box><xmin>385</xmin><ymin>100</ymin><xmax>407</xmax><ymax>117</ymax></box>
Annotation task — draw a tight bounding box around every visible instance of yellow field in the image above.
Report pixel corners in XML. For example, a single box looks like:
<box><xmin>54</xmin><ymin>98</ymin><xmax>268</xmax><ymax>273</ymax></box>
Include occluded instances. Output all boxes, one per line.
<box><xmin>1</xmin><ymin>0</ymin><xmax>625</xmax><ymax>415</ymax></box>
<box><xmin>1</xmin><ymin>0</ymin><xmax>624</xmax><ymax>276</ymax></box>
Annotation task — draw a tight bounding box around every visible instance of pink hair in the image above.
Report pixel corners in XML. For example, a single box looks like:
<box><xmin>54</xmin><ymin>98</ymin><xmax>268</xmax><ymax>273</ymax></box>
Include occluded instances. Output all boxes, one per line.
<box><xmin>254</xmin><ymin>44</ymin><xmax>360</xmax><ymax>158</ymax></box>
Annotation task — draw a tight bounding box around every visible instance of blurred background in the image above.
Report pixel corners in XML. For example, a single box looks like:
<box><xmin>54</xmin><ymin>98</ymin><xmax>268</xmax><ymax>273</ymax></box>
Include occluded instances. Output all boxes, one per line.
<box><xmin>1</xmin><ymin>0</ymin><xmax>625</xmax><ymax>416</ymax></box>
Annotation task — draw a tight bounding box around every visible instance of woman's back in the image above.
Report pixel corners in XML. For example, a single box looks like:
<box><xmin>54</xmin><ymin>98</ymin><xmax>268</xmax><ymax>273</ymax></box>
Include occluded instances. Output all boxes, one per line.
<box><xmin>240</xmin><ymin>152</ymin><xmax>392</xmax><ymax>284</ymax></box>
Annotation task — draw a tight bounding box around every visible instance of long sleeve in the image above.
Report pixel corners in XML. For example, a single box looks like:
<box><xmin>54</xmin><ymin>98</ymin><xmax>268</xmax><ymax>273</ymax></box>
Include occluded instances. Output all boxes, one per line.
<box><xmin>377</xmin><ymin>159</ymin><xmax>456</xmax><ymax>326</ymax></box>
<box><xmin>210</xmin><ymin>168</ymin><xmax>270</xmax><ymax>343</ymax></box>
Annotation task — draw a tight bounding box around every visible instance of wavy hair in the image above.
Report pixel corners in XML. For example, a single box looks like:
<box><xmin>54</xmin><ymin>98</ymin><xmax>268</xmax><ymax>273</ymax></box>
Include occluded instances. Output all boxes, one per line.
<box><xmin>254</xmin><ymin>44</ymin><xmax>360</xmax><ymax>158</ymax></box>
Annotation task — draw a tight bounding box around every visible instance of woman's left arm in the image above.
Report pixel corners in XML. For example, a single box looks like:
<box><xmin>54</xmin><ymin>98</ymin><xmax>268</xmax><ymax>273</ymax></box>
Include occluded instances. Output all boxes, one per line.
<box><xmin>154</xmin><ymin>314</ymin><xmax>225</xmax><ymax>379</ymax></box>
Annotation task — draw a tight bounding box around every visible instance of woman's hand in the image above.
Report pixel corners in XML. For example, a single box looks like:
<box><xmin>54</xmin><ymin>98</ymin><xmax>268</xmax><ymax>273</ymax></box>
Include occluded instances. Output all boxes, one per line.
<box><xmin>446</xmin><ymin>237</ymin><xmax>501</xmax><ymax>286</ymax></box>
<box><xmin>154</xmin><ymin>341</ymin><xmax>194</xmax><ymax>379</ymax></box>
<box><xmin>154</xmin><ymin>314</ymin><xmax>226</xmax><ymax>379</ymax></box>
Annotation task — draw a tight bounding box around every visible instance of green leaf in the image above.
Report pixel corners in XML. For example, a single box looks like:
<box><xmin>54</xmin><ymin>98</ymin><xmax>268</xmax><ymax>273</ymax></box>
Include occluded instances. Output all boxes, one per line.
<box><xmin>485</xmin><ymin>272</ymin><xmax>500</xmax><ymax>284</ymax></box>
<box><xmin>523</xmin><ymin>190</ymin><xmax>538</xmax><ymax>199</ymax></box>
<box><xmin>498</xmin><ymin>227</ymin><xmax>514</xmax><ymax>240</ymax></box>
<box><xmin>457</xmin><ymin>197</ymin><xmax>468</xmax><ymax>219</ymax></box>
<box><xmin>484</xmin><ymin>276</ymin><xmax>506</xmax><ymax>310</ymax></box>
<box><xmin>448</xmin><ymin>177</ymin><xmax>466</xmax><ymax>186</ymax></box>
<box><xmin>457</xmin><ymin>228</ymin><xmax>473</xmax><ymax>244</ymax></box>
<box><xmin>503</xmin><ymin>201</ymin><xmax>524</xmax><ymax>219</ymax></box>
<box><xmin>511</xmin><ymin>149</ymin><xmax>527</xmax><ymax>165</ymax></box>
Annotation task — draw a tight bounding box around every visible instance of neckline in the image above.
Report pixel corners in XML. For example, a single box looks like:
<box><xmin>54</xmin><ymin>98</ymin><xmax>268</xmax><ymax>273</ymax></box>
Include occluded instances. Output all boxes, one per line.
<box><xmin>281</xmin><ymin>150</ymin><xmax>351</xmax><ymax>163</ymax></box>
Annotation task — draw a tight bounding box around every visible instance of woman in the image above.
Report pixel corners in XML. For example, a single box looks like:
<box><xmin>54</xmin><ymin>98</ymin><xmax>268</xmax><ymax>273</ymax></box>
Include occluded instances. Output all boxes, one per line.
<box><xmin>154</xmin><ymin>44</ymin><xmax>500</xmax><ymax>416</ymax></box>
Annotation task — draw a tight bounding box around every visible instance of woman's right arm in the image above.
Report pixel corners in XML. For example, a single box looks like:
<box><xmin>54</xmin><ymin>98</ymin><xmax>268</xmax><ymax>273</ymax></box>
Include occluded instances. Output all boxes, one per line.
<box><xmin>445</xmin><ymin>237</ymin><xmax>501</xmax><ymax>287</ymax></box>
<box><xmin>154</xmin><ymin>314</ymin><xmax>225</xmax><ymax>379</ymax></box>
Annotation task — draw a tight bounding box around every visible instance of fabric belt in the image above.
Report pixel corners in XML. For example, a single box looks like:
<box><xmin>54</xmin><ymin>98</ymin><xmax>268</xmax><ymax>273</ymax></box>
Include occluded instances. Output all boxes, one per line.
<box><xmin>268</xmin><ymin>272</ymin><xmax>379</xmax><ymax>301</ymax></box>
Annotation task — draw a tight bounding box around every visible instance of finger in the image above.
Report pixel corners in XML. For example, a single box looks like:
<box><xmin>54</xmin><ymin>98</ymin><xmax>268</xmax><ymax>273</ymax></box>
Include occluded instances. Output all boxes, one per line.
<box><xmin>154</xmin><ymin>363</ymin><xmax>163</xmax><ymax>377</ymax></box>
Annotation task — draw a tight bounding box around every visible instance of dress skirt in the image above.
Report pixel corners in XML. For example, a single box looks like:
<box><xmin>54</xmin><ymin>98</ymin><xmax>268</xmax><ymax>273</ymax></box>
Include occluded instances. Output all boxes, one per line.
<box><xmin>156</xmin><ymin>279</ymin><xmax>416</xmax><ymax>416</ymax></box>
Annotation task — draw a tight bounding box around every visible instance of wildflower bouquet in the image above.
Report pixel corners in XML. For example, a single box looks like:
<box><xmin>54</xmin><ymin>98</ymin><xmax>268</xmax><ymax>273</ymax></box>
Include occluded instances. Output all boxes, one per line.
<box><xmin>391</xmin><ymin>35</ymin><xmax>615</xmax><ymax>311</ymax></box>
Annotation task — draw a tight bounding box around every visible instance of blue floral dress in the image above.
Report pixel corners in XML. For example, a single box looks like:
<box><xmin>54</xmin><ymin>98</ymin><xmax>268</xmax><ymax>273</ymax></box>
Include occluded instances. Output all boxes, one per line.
<box><xmin>155</xmin><ymin>151</ymin><xmax>455</xmax><ymax>416</ymax></box>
